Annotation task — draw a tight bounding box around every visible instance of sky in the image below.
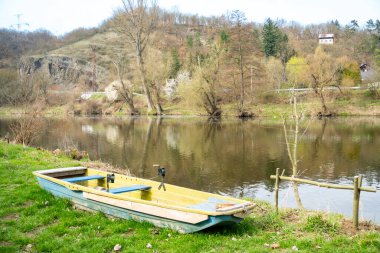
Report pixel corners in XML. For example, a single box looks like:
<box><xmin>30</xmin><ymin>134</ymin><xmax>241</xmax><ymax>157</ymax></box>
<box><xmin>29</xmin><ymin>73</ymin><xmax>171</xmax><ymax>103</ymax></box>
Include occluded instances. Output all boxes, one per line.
<box><xmin>0</xmin><ymin>0</ymin><xmax>379</xmax><ymax>35</ymax></box>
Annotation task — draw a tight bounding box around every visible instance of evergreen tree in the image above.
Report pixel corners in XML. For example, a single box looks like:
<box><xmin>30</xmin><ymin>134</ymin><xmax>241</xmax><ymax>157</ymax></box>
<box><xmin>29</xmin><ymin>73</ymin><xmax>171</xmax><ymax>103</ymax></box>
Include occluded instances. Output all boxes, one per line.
<box><xmin>168</xmin><ymin>49</ymin><xmax>181</xmax><ymax>79</ymax></box>
<box><xmin>226</xmin><ymin>10</ymin><xmax>262</xmax><ymax>115</ymax></box>
<box><xmin>376</xmin><ymin>20</ymin><xmax>380</xmax><ymax>35</ymax></box>
<box><xmin>349</xmin><ymin>20</ymin><xmax>359</xmax><ymax>31</ymax></box>
<box><xmin>262</xmin><ymin>18</ymin><xmax>292</xmax><ymax>60</ymax></box>
<box><xmin>186</xmin><ymin>35</ymin><xmax>193</xmax><ymax>48</ymax></box>
<box><xmin>366</xmin><ymin>19</ymin><xmax>376</xmax><ymax>33</ymax></box>
<box><xmin>220</xmin><ymin>30</ymin><xmax>229</xmax><ymax>44</ymax></box>
<box><xmin>262</xmin><ymin>18</ymin><xmax>280</xmax><ymax>57</ymax></box>
<box><xmin>333</xmin><ymin>19</ymin><xmax>340</xmax><ymax>28</ymax></box>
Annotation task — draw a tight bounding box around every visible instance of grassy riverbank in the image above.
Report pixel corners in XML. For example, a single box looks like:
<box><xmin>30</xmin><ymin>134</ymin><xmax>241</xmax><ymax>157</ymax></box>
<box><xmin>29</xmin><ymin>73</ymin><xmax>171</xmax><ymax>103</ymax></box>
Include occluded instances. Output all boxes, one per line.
<box><xmin>0</xmin><ymin>141</ymin><xmax>379</xmax><ymax>252</ymax></box>
<box><xmin>1</xmin><ymin>90</ymin><xmax>380</xmax><ymax>117</ymax></box>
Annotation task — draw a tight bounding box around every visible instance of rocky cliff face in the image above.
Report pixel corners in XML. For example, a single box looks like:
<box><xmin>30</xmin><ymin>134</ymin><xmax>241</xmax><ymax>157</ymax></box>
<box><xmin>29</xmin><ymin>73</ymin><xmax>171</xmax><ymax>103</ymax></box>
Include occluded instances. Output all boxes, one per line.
<box><xmin>18</xmin><ymin>55</ymin><xmax>105</xmax><ymax>87</ymax></box>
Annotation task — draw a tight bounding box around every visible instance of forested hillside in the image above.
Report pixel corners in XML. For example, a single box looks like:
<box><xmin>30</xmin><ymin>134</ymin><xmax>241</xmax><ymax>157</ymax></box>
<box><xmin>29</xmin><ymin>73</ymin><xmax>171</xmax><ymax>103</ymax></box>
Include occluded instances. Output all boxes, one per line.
<box><xmin>0</xmin><ymin>1</ymin><xmax>379</xmax><ymax>116</ymax></box>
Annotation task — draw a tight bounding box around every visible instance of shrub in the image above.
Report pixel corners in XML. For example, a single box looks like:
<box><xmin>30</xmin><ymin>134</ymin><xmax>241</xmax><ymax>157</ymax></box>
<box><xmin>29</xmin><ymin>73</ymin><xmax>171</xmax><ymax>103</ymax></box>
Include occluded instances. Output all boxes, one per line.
<box><xmin>83</xmin><ymin>100</ymin><xmax>103</xmax><ymax>115</ymax></box>
<box><xmin>339</xmin><ymin>60</ymin><xmax>361</xmax><ymax>86</ymax></box>
<box><xmin>0</xmin><ymin>69</ymin><xmax>18</xmax><ymax>105</ymax></box>
<box><xmin>366</xmin><ymin>82</ymin><xmax>380</xmax><ymax>99</ymax></box>
<box><xmin>11</xmin><ymin>115</ymin><xmax>43</xmax><ymax>146</ymax></box>
<box><xmin>304</xmin><ymin>214</ymin><xmax>338</xmax><ymax>234</ymax></box>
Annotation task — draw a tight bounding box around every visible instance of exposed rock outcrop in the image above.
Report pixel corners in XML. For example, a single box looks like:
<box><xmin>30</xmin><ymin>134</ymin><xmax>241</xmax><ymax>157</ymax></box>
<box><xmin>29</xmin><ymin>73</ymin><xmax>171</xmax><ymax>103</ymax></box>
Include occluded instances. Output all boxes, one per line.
<box><xmin>18</xmin><ymin>55</ymin><xmax>105</xmax><ymax>87</ymax></box>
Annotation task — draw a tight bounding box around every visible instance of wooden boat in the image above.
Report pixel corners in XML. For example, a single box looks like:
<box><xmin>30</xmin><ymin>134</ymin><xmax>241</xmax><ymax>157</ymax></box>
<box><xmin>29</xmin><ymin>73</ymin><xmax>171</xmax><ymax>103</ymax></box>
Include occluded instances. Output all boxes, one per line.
<box><xmin>33</xmin><ymin>166</ymin><xmax>255</xmax><ymax>233</ymax></box>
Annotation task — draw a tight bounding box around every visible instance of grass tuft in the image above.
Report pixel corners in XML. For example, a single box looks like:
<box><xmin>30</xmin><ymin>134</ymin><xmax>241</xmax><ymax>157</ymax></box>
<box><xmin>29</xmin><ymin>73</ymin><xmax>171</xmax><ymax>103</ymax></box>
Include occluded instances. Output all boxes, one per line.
<box><xmin>304</xmin><ymin>214</ymin><xmax>339</xmax><ymax>234</ymax></box>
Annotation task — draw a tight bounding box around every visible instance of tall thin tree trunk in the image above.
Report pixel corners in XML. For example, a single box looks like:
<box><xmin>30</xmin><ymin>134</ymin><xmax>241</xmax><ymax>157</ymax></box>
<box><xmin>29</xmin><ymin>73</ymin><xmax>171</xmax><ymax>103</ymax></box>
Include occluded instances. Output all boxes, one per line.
<box><xmin>283</xmin><ymin>93</ymin><xmax>303</xmax><ymax>209</ymax></box>
<box><xmin>292</xmin><ymin>95</ymin><xmax>303</xmax><ymax>208</ymax></box>
<box><xmin>126</xmin><ymin>98</ymin><xmax>137</xmax><ymax>115</ymax></box>
<box><xmin>239</xmin><ymin>44</ymin><xmax>244</xmax><ymax>112</ymax></box>
<box><xmin>153</xmin><ymin>83</ymin><xmax>163</xmax><ymax>115</ymax></box>
<box><xmin>293</xmin><ymin>183</ymin><xmax>303</xmax><ymax>208</ymax></box>
<box><xmin>282</xmin><ymin>63</ymin><xmax>287</xmax><ymax>83</ymax></box>
<box><xmin>137</xmin><ymin>51</ymin><xmax>155</xmax><ymax>112</ymax></box>
<box><xmin>250</xmin><ymin>66</ymin><xmax>254</xmax><ymax>103</ymax></box>
<box><xmin>319</xmin><ymin>88</ymin><xmax>328</xmax><ymax>115</ymax></box>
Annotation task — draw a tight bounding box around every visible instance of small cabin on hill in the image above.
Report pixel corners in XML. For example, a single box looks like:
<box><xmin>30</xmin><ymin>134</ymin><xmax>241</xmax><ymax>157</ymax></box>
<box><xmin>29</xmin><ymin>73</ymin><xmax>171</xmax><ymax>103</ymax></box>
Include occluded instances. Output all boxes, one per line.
<box><xmin>318</xmin><ymin>34</ymin><xmax>334</xmax><ymax>44</ymax></box>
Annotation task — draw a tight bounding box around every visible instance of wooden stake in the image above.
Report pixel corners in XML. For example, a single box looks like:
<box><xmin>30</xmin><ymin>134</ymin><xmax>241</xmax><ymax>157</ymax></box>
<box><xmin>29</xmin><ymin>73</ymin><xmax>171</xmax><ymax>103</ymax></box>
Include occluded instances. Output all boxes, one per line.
<box><xmin>353</xmin><ymin>176</ymin><xmax>360</xmax><ymax>229</ymax></box>
<box><xmin>268</xmin><ymin>173</ymin><xmax>376</xmax><ymax>228</ymax></box>
<box><xmin>274</xmin><ymin>168</ymin><xmax>280</xmax><ymax>214</ymax></box>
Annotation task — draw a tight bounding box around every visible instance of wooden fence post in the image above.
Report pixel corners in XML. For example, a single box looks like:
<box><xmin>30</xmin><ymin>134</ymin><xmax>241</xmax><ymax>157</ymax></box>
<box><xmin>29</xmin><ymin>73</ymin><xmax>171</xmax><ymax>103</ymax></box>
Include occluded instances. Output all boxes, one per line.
<box><xmin>269</xmin><ymin>173</ymin><xmax>375</xmax><ymax>223</ymax></box>
<box><xmin>353</xmin><ymin>176</ymin><xmax>362</xmax><ymax>229</ymax></box>
<box><xmin>274</xmin><ymin>168</ymin><xmax>280</xmax><ymax>213</ymax></box>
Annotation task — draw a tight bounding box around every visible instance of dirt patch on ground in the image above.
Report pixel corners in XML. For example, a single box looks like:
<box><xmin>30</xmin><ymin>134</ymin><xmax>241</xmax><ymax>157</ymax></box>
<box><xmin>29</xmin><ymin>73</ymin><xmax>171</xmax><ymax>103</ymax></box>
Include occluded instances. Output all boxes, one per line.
<box><xmin>2</xmin><ymin>213</ymin><xmax>19</xmax><ymax>221</ymax></box>
<box><xmin>123</xmin><ymin>228</ymin><xmax>135</xmax><ymax>237</ymax></box>
<box><xmin>22</xmin><ymin>200</ymin><xmax>34</xmax><ymax>207</ymax></box>
<box><xmin>0</xmin><ymin>241</ymin><xmax>13</xmax><ymax>246</ymax></box>
<box><xmin>4</xmin><ymin>184</ymin><xmax>22</xmax><ymax>190</ymax></box>
<box><xmin>340</xmin><ymin>218</ymin><xmax>380</xmax><ymax>236</ymax></box>
<box><xmin>273</xmin><ymin>207</ymin><xmax>379</xmax><ymax>236</ymax></box>
<box><xmin>282</xmin><ymin>209</ymin><xmax>302</xmax><ymax>224</ymax></box>
<box><xmin>24</xmin><ymin>220</ymin><xmax>59</xmax><ymax>238</ymax></box>
<box><xmin>24</xmin><ymin>227</ymin><xmax>45</xmax><ymax>238</ymax></box>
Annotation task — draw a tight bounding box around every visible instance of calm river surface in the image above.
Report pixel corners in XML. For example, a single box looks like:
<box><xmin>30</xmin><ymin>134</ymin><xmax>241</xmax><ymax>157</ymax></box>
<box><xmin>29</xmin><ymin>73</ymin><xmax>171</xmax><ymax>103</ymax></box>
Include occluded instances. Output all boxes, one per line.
<box><xmin>0</xmin><ymin>116</ymin><xmax>379</xmax><ymax>223</ymax></box>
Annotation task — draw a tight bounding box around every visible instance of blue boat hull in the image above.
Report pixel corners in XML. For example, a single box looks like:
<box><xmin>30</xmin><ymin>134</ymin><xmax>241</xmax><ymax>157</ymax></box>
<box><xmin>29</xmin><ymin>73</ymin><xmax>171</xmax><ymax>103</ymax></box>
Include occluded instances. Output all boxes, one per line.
<box><xmin>36</xmin><ymin>177</ymin><xmax>242</xmax><ymax>233</ymax></box>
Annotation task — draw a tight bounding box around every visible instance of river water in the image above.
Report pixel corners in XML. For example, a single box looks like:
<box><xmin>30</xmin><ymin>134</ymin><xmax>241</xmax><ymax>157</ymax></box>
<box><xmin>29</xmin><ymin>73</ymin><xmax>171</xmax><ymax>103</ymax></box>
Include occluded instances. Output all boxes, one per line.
<box><xmin>0</xmin><ymin>116</ymin><xmax>379</xmax><ymax>223</ymax></box>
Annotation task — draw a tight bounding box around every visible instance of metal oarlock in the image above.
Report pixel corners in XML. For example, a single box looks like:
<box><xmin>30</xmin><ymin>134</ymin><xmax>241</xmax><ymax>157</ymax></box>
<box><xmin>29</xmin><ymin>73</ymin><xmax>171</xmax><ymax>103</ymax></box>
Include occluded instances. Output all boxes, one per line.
<box><xmin>153</xmin><ymin>164</ymin><xmax>166</xmax><ymax>191</ymax></box>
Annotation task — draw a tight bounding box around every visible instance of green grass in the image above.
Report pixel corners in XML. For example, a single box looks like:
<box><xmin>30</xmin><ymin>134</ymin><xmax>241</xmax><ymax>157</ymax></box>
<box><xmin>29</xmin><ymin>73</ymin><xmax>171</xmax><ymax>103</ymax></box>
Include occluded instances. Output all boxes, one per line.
<box><xmin>44</xmin><ymin>106</ymin><xmax>68</xmax><ymax>115</ymax></box>
<box><xmin>304</xmin><ymin>214</ymin><xmax>339</xmax><ymax>234</ymax></box>
<box><xmin>0</xmin><ymin>141</ymin><xmax>379</xmax><ymax>252</ymax></box>
<box><xmin>0</xmin><ymin>106</ymin><xmax>24</xmax><ymax>115</ymax></box>
<box><xmin>90</xmin><ymin>94</ymin><xmax>106</xmax><ymax>100</ymax></box>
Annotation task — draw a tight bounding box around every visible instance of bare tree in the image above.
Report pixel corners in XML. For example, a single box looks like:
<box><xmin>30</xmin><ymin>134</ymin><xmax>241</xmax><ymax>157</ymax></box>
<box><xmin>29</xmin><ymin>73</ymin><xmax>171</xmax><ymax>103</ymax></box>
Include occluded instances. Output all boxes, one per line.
<box><xmin>196</xmin><ymin>43</ymin><xmax>224</xmax><ymax>117</ymax></box>
<box><xmin>177</xmin><ymin>39</ymin><xmax>224</xmax><ymax>116</ymax></box>
<box><xmin>30</xmin><ymin>71</ymin><xmax>50</xmax><ymax>104</ymax></box>
<box><xmin>11</xmin><ymin>112</ymin><xmax>42</xmax><ymax>146</ymax></box>
<box><xmin>90</xmin><ymin>44</ymin><xmax>99</xmax><ymax>91</ymax></box>
<box><xmin>0</xmin><ymin>69</ymin><xmax>49</xmax><ymax>106</ymax></box>
<box><xmin>0</xmin><ymin>69</ymin><xmax>19</xmax><ymax>105</ymax></box>
<box><xmin>265</xmin><ymin>57</ymin><xmax>283</xmax><ymax>90</ymax></box>
<box><xmin>113</xmin><ymin>0</ymin><xmax>159</xmax><ymax>113</ymax></box>
<box><xmin>306</xmin><ymin>46</ymin><xmax>342</xmax><ymax>116</ymax></box>
<box><xmin>144</xmin><ymin>47</ymin><xmax>168</xmax><ymax>115</ymax></box>
<box><xmin>1</xmin><ymin>67</ymin><xmax>49</xmax><ymax>146</ymax></box>
<box><xmin>226</xmin><ymin>10</ymin><xmax>260</xmax><ymax>116</ymax></box>
<box><xmin>229</xmin><ymin>10</ymin><xmax>247</xmax><ymax>114</ymax></box>
<box><xmin>112</xmin><ymin>53</ymin><xmax>139</xmax><ymax>115</ymax></box>
<box><xmin>8</xmin><ymin>73</ymin><xmax>47</xmax><ymax>146</ymax></box>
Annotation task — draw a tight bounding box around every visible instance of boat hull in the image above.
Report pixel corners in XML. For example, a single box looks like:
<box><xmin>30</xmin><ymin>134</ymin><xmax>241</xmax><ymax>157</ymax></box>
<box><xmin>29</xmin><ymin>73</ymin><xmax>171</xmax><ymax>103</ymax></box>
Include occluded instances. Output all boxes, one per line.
<box><xmin>36</xmin><ymin>177</ymin><xmax>242</xmax><ymax>233</ymax></box>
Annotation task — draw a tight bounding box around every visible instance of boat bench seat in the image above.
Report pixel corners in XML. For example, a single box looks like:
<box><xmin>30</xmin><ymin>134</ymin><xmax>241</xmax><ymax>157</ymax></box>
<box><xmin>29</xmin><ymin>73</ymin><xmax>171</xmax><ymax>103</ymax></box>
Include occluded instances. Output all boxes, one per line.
<box><xmin>109</xmin><ymin>185</ymin><xmax>151</xmax><ymax>194</ymax></box>
<box><xmin>63</xmin><ymin>175</ymin><xmax>105</xmax><ymax>183</ymax></box>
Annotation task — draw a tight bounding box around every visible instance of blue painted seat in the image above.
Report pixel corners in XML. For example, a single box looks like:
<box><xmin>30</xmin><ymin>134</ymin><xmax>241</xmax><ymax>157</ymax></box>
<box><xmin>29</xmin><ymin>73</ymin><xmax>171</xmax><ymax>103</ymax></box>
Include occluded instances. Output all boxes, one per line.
<box><xmin>63</xmin><ymin>175</ymin><xmax>105</xmax><ymax>183</ymax></box>
<box><xmin>109</xmin><ymin>185</ymin><xmax>151</xmax><ymax>194</ymax></box>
